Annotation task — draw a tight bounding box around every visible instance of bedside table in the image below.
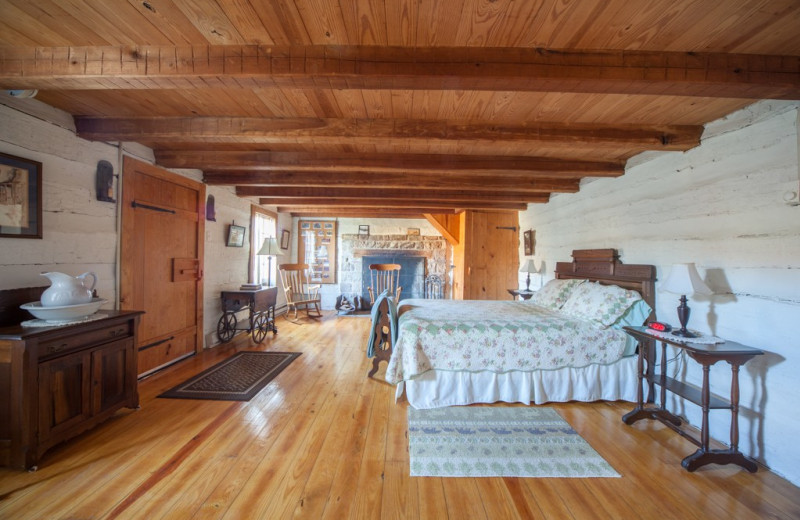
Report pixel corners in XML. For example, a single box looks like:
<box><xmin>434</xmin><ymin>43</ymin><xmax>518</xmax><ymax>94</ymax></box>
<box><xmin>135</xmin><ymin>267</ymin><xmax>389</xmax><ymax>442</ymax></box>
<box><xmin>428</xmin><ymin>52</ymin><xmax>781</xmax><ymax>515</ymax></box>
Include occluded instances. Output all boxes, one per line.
<box><xmin>507</xmin><ymin>289</ymin><xmax>534</xmax><ymax>300</ymax></box>
<box><xmin>621</xmin><ymin>326</ymin><xmax>764</xmax><ymax>472</ymax></box>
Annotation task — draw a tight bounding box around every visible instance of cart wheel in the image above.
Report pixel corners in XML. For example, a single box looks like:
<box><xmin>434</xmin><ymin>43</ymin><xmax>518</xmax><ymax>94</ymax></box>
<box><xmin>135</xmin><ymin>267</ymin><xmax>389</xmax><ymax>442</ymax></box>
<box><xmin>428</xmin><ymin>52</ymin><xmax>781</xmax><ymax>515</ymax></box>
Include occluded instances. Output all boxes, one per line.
<box><xmin>217</xmin><ymin>312</ymin><xmax>237</xmax><ymax>343</ymax></box>
<box><xmin>252</xmin><ymin>313</ymin><xmax>268</xmax><ymax>343</ymax></box>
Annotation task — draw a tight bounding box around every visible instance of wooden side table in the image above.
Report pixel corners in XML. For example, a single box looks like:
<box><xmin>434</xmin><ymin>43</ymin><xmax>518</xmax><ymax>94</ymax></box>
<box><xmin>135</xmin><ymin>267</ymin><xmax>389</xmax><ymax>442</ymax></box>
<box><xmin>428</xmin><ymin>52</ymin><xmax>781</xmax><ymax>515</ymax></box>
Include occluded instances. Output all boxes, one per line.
<box><xmin>622</xmin><ymin>326</ymin><xmax>764</xmax><ymax>472</ymax></box>
<box><xmin>507</xmin><ymin>289</ymin><xmax>535</xmax><ymax>300</ymax></box>
<box><xmin>217</xmin><ymin>287</ymin><xmax>278</xmax><ymax>344</ymax></box>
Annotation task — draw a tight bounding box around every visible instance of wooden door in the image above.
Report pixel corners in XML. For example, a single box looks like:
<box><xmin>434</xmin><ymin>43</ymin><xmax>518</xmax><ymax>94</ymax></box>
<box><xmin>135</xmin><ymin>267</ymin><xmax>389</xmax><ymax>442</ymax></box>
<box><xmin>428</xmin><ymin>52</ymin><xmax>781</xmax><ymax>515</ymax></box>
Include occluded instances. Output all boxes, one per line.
<box><xmin>120</xmin><ymin>157</ymin><xmax>204</xmax><ymax>377</ymax></box>
<box><xmin>454</xmin><ymin>211</ymin><xmax>520</xmax><ymax>300</ymax></box>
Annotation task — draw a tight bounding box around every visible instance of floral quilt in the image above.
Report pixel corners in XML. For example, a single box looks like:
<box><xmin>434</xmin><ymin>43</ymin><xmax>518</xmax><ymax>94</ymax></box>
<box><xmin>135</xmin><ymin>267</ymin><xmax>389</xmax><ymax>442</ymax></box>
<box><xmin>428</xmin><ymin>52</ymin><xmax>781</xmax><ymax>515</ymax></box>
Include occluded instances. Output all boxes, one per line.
<box><xmin>385</xmin><ymin>299</ymin><xmax>627</xmax><ymax>385</ymax></box>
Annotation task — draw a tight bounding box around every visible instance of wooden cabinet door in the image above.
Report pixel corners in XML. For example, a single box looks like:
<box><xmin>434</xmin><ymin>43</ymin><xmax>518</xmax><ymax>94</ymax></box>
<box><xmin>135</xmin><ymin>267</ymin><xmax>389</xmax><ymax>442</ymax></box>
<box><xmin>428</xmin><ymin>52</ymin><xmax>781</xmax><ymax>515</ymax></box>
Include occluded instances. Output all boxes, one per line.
<box><xmin>121</xmin><ymin>157</ymin><xmax>205</xmax><ymax>376</ymax></box>
<box><xmin>38</xmin><ymin>351</ymin><xmax>92</xmax><ymax>442</ymax></box>
<box><xmin>91</xmin><ymin>338</ymin><xmax>136</xmax><ymax>415</ymax></box>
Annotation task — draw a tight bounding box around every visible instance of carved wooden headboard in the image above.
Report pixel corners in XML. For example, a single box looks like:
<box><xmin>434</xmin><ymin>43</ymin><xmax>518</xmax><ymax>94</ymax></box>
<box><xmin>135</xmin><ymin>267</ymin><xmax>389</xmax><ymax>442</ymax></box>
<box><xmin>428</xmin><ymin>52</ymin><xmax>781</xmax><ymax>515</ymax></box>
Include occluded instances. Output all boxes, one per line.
<box><xmin>554</xmin><ymin>249</ymin><xmax>656</xmax><ymax>321</ymax></box>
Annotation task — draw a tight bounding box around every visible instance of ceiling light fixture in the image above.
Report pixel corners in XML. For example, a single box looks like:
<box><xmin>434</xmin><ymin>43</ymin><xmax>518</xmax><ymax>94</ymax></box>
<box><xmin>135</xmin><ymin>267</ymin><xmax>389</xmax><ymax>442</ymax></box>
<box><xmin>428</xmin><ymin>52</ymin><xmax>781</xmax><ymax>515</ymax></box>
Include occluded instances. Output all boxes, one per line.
<box><xmin>6</xmin><ymin>90</ymin><xmax>38</xmax><ymax>99</ymax></box>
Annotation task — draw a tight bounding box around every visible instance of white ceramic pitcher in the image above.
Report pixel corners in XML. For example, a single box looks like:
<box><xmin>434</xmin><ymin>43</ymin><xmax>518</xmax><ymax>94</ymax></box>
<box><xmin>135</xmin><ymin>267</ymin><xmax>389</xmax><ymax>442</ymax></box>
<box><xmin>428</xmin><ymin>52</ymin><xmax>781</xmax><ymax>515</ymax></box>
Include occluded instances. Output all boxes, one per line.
<box><xmin>40</xmin><ymin>272</ymin><xmax>97</xmax><ymax>307</ymax></box>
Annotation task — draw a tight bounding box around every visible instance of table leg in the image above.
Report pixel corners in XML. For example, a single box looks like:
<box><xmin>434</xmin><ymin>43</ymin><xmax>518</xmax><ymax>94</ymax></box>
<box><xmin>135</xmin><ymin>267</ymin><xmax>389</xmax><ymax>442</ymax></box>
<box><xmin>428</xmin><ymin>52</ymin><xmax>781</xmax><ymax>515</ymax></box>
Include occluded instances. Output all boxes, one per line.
<box><xmin>659</xmin><ymin>341</ymin><xmax>668</xmax><ymax>409</ymax></box>
<box><xmin>730</xmin><ymin>363</ymin><xmax>740</xmax><ymax>451</ymax></box>
<box><xmin>681</xmin><ymin>363</ymin><xmax>711</xmax><ymax>471</ymax></box>
<box><xmin>701</xmin><ymin>363</ymin><xmax>711</xmax><ymax>451</ymax></box>
<box><xmin>623</xmin><ymin>339</ymin><xmax>650</xmax><ymax>424</ymax></box>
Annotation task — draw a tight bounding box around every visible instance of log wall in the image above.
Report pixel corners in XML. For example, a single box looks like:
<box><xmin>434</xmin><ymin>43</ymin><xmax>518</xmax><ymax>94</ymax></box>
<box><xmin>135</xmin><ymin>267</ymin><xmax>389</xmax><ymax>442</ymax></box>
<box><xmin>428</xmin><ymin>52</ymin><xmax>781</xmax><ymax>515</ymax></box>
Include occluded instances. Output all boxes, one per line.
<box><xmin>520</xmin><ymin>100</ymin><xmax>800</xmax><ymax>485</ymax></box>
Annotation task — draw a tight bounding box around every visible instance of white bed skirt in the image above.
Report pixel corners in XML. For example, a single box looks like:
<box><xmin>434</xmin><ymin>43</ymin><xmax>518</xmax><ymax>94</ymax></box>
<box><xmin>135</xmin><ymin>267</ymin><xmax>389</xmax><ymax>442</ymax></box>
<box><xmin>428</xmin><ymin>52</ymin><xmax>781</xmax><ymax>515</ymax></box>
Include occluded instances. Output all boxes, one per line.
<box><xmin>396</xmin><ymin>355</ymin><xmax>639</xmax><ymax>409</ymax></box>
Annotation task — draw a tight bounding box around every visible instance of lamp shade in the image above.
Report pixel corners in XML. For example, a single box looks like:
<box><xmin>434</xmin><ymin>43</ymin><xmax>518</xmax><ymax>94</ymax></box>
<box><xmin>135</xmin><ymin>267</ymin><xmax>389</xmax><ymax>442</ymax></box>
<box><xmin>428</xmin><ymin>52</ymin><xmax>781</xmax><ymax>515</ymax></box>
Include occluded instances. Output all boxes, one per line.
<box><xmin>256</xmin><ymin>236</ymin><xmax>283</xmax><ymax>256</ymax></box>
<box><xmin>520</xmin><ymin>259</ymin><xmax>538</xmax><ymax>274</ymax></box>
<box><xmin>660</xmin><ymin>263</ymin><xmax>712</xmax><ymax>296</ymax></box>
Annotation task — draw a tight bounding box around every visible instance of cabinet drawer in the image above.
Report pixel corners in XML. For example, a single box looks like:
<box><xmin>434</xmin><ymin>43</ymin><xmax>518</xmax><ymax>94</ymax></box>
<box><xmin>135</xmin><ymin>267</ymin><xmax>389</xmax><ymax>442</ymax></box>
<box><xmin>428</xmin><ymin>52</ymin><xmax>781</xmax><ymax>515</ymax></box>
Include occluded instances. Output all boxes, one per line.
<box><xmin>39</xmin><ymin>322</ymin><xmax>132</xmax><ymax>359</ymax></box>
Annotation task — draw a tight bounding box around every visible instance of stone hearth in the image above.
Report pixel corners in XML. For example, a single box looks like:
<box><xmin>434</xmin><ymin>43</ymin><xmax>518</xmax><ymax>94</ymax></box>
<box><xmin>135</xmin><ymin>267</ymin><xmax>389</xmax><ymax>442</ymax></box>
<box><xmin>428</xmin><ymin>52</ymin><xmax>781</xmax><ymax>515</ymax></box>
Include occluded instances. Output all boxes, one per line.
<box><xmin>338</xmin><ymin>234</ymin><xmax>449</xmax><ymax>300</ymax></box>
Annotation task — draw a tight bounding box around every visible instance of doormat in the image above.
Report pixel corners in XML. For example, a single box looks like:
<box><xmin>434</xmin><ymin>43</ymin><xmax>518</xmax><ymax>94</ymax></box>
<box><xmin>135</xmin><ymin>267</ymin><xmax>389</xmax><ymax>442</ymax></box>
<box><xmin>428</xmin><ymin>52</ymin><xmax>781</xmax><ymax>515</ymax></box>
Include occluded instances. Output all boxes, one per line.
<box><xmin>408</xmin><ymin>406</ymin><xmax>619</xmax><ymax>478</ymax></box>
<box><xmin>158</xmin><ymin>351</ymin><xmax>300</xmax><ymax>401</ymax></box>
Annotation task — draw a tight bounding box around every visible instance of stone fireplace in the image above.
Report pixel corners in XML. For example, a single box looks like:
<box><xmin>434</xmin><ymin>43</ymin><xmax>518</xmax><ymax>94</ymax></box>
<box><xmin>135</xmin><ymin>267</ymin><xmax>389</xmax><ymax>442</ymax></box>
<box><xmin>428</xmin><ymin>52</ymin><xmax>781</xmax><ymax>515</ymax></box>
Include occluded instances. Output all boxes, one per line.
<box><xmin>338</xmin><ymin>234</ymin><xmax>449</xmax><ymax>301</ymax></box>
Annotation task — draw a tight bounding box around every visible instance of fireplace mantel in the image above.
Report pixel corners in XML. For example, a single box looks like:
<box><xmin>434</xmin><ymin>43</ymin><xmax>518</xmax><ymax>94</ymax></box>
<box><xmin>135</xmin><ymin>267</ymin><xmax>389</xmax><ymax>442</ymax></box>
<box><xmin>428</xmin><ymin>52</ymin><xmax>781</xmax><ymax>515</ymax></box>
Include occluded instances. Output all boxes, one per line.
<box><xmin>353</xmin><ymin>248</ymin><xmax>431</xmax><ymax>259</ymax></box>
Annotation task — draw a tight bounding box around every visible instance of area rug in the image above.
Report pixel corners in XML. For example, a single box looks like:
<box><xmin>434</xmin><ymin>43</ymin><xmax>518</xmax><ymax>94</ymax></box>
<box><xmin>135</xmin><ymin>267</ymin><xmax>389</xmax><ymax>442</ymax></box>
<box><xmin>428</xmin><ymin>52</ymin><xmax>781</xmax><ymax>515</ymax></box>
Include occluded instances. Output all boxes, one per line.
<box><xmin>158</xmin><ymin>351</ymin><xmax>300</xmax><ymax>401</ymax></box>
<box><xmin>407</xmin><ymin>406</ymin><xmax>619</xmax><ymax>478</ymax></box>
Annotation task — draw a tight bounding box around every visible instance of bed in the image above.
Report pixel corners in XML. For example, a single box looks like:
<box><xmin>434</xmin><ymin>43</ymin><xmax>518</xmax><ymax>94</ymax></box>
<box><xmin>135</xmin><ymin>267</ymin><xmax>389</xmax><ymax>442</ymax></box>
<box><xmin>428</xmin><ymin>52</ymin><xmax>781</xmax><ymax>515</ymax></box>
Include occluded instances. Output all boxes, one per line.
<box><xmin>379</xmin><ymin>249</ymin><xmax>656</xmax><ymax>409</ymax></box>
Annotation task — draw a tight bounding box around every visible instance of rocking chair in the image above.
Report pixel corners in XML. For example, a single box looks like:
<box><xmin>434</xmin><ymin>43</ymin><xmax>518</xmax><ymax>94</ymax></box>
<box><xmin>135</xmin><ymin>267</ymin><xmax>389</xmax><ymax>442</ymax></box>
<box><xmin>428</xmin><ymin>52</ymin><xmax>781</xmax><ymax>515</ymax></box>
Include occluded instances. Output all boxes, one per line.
<box><xmin>278</xmin><ymin>263</ymin><xmax>322</xmax><ymax>321</ymax></box>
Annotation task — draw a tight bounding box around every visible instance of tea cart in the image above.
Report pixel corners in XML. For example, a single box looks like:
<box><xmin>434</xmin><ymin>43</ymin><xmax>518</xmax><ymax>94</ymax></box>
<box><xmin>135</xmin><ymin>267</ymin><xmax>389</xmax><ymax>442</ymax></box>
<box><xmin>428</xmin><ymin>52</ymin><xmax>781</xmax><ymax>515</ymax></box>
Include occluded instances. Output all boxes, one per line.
<box><xmin>217</xmin><ymin>286</ymin><xmax>278</xmax><ymax>343</ymax></box>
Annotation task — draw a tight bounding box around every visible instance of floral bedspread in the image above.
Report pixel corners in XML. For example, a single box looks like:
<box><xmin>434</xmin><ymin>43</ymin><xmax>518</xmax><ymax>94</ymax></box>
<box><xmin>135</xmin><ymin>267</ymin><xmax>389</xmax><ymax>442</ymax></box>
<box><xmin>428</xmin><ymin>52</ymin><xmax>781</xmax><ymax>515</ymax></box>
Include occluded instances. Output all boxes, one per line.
<box><xmin>385</xmin><ymin>299</ymin><xmax>627</xmax><ymax>384</ymax></box>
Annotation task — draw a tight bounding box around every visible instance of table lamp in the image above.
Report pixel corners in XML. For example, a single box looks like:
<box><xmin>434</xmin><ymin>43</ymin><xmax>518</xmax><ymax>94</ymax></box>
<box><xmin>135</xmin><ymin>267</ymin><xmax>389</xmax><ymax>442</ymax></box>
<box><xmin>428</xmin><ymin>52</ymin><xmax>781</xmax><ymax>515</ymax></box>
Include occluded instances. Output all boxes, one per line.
<box><xmin>520</xmin><ymin>259</ymin><xmax>538</xmax><ymax>291</ymax></box>
<box><xmin>660</xmin><ymin>263</ymin><xmax>713</xmax><ymax>338</ymax></box>
<box><xmin>256</xmin><ymin>236</ymin><xmax>284</xmax><ymax>287</ymax></box>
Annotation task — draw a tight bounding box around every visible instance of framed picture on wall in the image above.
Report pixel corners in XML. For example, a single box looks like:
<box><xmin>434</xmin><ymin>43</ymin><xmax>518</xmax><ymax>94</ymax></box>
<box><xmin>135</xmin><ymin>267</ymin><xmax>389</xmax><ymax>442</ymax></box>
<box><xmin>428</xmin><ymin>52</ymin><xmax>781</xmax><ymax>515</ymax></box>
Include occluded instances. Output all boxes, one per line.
<box><xmin>227</xmin><ymin>224</ymin><xmax>246</xmax><ymax>247</ymax></box>
<box><xmin>523</xmin><ymin>229</ymin><xmax>535</xmax><ymax>256</ymax></box>
<box><xmin>280</xmin><ymin>229</ymin><xmax>290</xmax><ymax>250</ymax></box>
<box><xmin>0</xmin><ymin>152</ymin><xmax>42</xmax><ymax>239</ymax></box>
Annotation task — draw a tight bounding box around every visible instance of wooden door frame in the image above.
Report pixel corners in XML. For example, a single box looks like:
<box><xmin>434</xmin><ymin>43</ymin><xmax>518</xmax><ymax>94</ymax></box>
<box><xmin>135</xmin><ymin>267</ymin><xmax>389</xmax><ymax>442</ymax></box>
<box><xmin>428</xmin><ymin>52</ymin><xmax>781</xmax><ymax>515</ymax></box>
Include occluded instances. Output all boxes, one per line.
<box><xmin>120</xmin><ymin>156</ymin><xmax>205</xmax><ymax>356</ymax></box>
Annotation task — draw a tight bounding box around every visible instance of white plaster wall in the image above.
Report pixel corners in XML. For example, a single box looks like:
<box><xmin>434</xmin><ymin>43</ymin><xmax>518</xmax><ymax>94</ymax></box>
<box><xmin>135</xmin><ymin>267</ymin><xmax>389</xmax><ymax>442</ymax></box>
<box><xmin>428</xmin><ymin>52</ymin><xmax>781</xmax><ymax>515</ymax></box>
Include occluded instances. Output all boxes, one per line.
<box><xmin>0</xmin><ymin>103</ymin><xmax>131</xmax><ymax>301</ymax></box>
<box><xmin>286</xmin><ymin>217</ymin><xmax>439</xmax><ymax>308</ymax></box>
<box><xmin>199</xmin><ymin>185</ymin><xmax>252</xmax><ymax>347</ymax></box>
<box><xmin>0</xmin><ymin>103</ymin><xmax>273</xmax><ymax>351</ymax></box>
<box><xmin>519</xmin><ymin>100</ymin><xmax>800</xmax><ymax>485</ymax></box>
<box><xmin>200</xmin><ymin>193</ymin><xmax>292</xmax><ymax>347</ymax></box>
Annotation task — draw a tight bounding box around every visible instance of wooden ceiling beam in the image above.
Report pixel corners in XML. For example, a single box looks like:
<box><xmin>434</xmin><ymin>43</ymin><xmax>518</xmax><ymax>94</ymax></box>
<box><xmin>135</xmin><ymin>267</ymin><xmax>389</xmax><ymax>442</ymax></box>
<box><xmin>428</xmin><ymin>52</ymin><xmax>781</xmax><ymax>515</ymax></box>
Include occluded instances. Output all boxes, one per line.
<box><xmin>237</xmin><ymin>186</ymin><xmax>560</xmax><ymax>201</ymax></box>
<box><xmin>262</xmin><ymin>198</ymin><xmax>530</xmax><ymax>210</ymax></box>
<box><xmin>1</xmin><ymin>46</ymin><xmax>798</xmax><ymax>99</ymax></box>
<box><xmin>75</xmin><ymin>117</ymin><xmax>703</xmax><ymax>151</ymax></box>
<box><xmin>283</xmin><ymin>208</ymin><xmax>457</xmax><ymax>218</ymax></box>
<box><xmin>214</xmin><ymin>171</ymin><xmax>581</xmax><ymax>191</ymax></box>
<box><xmin>158</xmin><ymin>151</ymin><xmax>622</xmax><ymax>177</ymax></box>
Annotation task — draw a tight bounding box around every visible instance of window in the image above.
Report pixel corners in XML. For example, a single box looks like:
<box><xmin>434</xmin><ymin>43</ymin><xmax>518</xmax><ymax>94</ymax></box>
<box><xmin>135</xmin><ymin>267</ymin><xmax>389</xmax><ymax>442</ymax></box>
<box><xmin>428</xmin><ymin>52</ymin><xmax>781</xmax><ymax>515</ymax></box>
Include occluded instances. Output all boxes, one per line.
<box><xmin>250</xmin><ymin>206</ymin><xmax>277</xmax><ymax>285</ymax></box>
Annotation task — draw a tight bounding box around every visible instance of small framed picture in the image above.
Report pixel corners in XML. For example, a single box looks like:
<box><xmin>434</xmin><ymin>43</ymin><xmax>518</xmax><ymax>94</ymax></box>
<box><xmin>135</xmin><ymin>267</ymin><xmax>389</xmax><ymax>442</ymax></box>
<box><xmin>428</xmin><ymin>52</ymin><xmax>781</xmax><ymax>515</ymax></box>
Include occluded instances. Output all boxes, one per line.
<box><xmin>280</xmin><ymin>229</ymin><xmax>290</xmax><ymax>250</ymax></box>
<box><xmin>0</xmin><ymin>152</ymin><xmax>42</xmax><ymax>239</ymax></box>
<box><xmin>358</xmin><ymin>225</ymin><xmax>370</xmax><ymax>236</ymax></box>
<box><xmin>407</xmin><ymin>228</ymin><xmax>420</xmax><ymax>236</ymax></box>
<box><xmin>523</xmin><ymin>229</ymin><xmax>535</xmax><ymax>256</ymax></box>
<box><xmin>227</xmin><ymin>224</ymin><xmax>246</xmax><ymax>247</ymax></box>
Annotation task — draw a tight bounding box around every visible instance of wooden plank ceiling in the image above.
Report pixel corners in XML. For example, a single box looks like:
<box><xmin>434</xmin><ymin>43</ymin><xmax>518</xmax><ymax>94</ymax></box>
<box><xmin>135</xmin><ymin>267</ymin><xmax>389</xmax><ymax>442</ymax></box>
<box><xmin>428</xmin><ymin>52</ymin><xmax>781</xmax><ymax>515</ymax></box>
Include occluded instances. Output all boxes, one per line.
<box><xmin>1</xmin><ymin>0</ymin><xmax>799</xmax><ymax>217</ymax></box>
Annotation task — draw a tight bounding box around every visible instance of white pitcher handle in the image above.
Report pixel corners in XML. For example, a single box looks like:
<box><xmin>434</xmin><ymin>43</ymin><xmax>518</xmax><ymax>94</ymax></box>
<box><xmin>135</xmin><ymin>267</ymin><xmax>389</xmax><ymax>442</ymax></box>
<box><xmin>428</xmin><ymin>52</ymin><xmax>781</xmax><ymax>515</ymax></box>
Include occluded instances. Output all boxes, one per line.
<box><xmin>79</xmin><ymin>272</ymin><xmax>97</xmax><ymax>292</ymax></box>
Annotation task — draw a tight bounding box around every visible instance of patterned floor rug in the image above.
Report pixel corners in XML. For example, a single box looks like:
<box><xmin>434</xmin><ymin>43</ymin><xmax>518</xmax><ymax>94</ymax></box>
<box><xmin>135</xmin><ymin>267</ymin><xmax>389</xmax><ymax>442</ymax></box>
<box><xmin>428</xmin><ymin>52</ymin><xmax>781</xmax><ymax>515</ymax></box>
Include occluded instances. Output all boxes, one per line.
<box><xmin>158</xmin><ymin>351</ymin><xmax>300</xmax><ymax>401</ymax></box>
<box><xmin>408</xmin><ymin>406</ymin><xmax>619</xmax><ymax>478</ymax></box>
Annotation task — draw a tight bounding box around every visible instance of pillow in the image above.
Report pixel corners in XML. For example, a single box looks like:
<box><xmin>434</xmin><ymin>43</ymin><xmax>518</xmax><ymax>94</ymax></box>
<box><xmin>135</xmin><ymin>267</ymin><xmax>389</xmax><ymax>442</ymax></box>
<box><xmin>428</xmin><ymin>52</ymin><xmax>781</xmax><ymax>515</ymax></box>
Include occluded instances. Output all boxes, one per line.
<box><xmin>610</xmin><ymin>299</ymin><xmax>652</xmax><ymax>329</ymax></box>
<box><xmin>561</xmin><ymin>282</ymin><xmax>645</xmax><ymax>328</ymax></box>
<box><xmin>528</xmin><ymin>278</ymin><xmax>586</xmax><ymax>310</ymax></box>
<box><xmin>610</xmin><ymin>299</ymin><xmax>653</xmax><ymax>356</ymax></box>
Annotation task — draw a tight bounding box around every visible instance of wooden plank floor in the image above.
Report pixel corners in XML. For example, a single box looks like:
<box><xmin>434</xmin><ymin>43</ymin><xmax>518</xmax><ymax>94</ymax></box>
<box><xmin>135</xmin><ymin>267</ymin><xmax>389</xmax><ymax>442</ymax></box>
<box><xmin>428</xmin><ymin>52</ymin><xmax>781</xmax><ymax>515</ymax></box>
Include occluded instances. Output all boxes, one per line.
<box><xmin>1</xmin><ymin>312</ymin><xmax>799</xmax><ymax>519</ymax></box>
